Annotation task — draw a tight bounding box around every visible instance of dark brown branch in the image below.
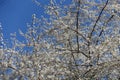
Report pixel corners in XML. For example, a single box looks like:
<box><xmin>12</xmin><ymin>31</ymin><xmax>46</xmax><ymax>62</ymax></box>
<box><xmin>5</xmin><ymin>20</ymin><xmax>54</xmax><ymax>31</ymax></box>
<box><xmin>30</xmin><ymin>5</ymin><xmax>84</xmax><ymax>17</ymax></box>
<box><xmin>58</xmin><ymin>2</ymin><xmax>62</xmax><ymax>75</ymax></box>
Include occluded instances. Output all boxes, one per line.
<box><xmin>89</xmin><ymin>0</ymin><xmax>109</xmax><ymax>39</ymax></box>
<box><xmin>76</xmin><ymin>0</ymin><xmax>81</xmax><ymax>53</ymax></box>
<box><xmin>96</xmin><ymin>15</ymin><xmax>114</xmax><ymax>45</ymax></box>
<box><xmin>99</xmin><ymin>15</ymin><xmax>114</xmax><ymax>37</ymax></box>
<box><xmin>68</xmin><ymin>38</ymin><xmax>80</xmax><ymax>78</ymax></box>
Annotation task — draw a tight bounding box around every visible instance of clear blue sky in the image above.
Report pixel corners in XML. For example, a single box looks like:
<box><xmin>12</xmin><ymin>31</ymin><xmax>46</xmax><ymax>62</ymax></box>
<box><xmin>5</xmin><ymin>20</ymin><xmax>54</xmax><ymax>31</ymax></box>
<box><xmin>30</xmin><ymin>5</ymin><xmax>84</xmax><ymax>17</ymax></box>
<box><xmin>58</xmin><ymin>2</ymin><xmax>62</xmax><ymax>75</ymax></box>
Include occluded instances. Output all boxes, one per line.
<box><xmin>0</xmin><ymin>0</ymin><xmax>45</xmax><ymax>40</ymax></box>
<box><xmin>0</xmin><ymin>0</ymin><xmax>73</xmax><ymax>41</ymax></box>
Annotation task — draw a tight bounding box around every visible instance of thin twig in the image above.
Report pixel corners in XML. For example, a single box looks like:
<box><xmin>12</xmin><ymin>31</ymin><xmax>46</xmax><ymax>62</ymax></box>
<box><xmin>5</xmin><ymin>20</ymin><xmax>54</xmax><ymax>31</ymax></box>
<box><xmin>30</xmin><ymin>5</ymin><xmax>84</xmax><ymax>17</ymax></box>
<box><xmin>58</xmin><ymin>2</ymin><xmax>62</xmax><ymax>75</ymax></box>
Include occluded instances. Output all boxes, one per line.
<box><xmin>96</xmin><ymin>15</ymin><xmax>114</xmax><ymax>45</ymax></box>
<box><xmin>89</xmin><ymin>0</ymin><xmax>109</xmax><ymax>39</ymax></box>
<box><xmin>76</xmin><ymin>0</ymin><xmax>81</xmax><ymax>53</ymax></box>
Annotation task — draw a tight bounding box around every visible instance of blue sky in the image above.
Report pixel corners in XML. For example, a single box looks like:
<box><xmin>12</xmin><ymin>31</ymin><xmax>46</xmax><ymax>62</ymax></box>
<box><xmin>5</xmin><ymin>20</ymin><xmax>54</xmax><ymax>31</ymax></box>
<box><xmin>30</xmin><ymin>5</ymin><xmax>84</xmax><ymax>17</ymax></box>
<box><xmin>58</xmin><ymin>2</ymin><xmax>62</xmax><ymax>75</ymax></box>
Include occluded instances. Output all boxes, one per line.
<box><xmin>0</xmin><ymin>0</ymin><xmax>72</xmax><ymax>41</ymax></box>
<box><xmin>0</xmin><ymin>0</ymin><xmax>107</xmax><ymax>40</ymax></box>
<box><xmin>0</xmin><ymin>0</ymin><xmax>45</xmax><ymax>40</ymax></box>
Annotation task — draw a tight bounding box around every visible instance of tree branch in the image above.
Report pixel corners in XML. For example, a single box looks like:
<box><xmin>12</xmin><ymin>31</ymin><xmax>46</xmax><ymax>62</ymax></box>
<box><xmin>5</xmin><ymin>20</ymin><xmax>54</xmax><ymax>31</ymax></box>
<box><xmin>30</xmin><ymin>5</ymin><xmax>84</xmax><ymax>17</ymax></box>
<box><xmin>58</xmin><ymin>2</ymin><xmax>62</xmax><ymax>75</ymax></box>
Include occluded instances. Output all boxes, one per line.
<box><xmin>96</xmin><ymin>15</ymin><xmax>114</xmax><ymax>45</ymax></box>
<box><xmin>89</xmin><ymin>0</ymin><xmax>109</xmax><ymax>39</ymax></box>
<box><xmin>76</xmin><ymin>0</ymin><xmax>81</xmax><ymax>53</ymax></box>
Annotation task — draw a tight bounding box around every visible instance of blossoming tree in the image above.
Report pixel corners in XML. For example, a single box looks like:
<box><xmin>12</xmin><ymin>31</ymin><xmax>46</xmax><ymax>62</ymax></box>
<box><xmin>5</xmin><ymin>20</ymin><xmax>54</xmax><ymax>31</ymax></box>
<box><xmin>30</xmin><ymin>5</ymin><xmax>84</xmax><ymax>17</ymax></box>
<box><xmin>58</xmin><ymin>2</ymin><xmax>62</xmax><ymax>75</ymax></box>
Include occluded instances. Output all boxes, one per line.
<box><xmin>0</xmin><ymin>0</ymin><xmax>120</xmax><ymax>79</ymax></box>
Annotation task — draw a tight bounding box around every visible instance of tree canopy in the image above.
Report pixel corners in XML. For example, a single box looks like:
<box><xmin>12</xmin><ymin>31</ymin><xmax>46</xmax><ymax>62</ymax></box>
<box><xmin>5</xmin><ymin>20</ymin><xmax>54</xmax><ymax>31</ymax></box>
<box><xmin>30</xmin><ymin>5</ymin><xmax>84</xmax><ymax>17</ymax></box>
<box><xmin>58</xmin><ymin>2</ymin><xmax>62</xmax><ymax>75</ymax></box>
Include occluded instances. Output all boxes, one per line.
<box><xmin>0</xmin><ymin>0</ymin><xmax>120</xmax><ymax>80</ymax></box>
